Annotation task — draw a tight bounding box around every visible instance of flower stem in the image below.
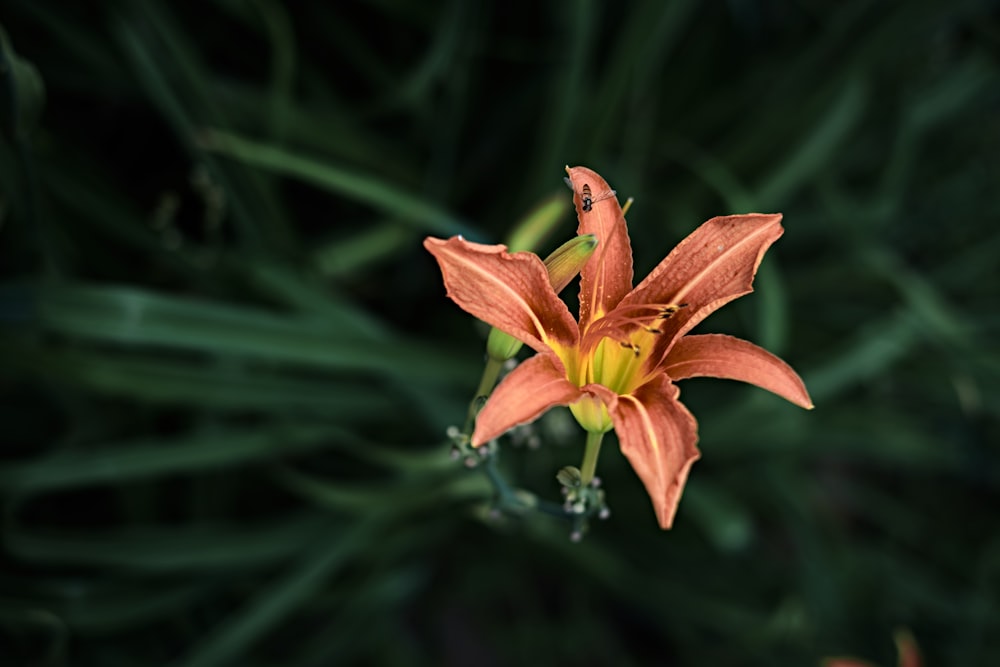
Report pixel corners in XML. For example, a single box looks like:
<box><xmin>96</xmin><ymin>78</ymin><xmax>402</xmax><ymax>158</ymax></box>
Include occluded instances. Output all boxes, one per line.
<box><xmin>579</xmin><ymin>430</ymin><xmax>605</xmax><ymax>486</ymax></box>
<box><xmin>463</xmin><ymin>356</ymin><xmax>505</xmax><ymax>435</ymax></box>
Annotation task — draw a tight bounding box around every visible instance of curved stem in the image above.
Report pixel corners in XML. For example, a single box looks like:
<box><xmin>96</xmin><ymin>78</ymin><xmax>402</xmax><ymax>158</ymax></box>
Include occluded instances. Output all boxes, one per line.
<box><xmin>579</xmin><ymin>430</ymin><xmax>605</xmax><ymax>486</ymax></box>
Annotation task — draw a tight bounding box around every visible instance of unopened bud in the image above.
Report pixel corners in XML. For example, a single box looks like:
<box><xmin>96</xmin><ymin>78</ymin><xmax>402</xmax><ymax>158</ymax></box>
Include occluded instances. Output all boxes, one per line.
<box><xmin>556</xmin><ymin>466</ymin><xmax>582</xmax><ymax>488</ymax></box>
<box><xmin>485</xmin><ymin>327</ymin><xmax>523</xmax><ymax>364</ymax></box>
<box><xmin>543</xmin><ymin>233</ymin><xmax>598</xmax><ymax>294</ymax></box>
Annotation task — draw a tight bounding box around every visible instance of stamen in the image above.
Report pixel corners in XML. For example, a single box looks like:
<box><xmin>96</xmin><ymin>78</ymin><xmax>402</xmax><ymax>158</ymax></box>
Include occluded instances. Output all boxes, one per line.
<box><xmin>657</xmin><ymin>303</ymin><xmax>689</xmax><ymax>320</ymax></box>
<box><xmin>619</xmin><ymin>341</ymin><xmax>641</xmax><ymax>357</ymax></box>
<box><xmin>587</xmin><ymin>303</ymin><xmax>686</xmax><ymax>337</ymax></box>
<box><xmin>583</xmin><ymin>302</ymin><xmax>689</xmax><ymax>355</ymax></box>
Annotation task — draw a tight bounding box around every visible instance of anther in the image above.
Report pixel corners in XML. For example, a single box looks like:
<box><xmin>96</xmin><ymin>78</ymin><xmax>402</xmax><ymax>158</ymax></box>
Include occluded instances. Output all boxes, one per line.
<box><xmin>657</xmin><ymin>303</ymin><xmax>689</xmax><ymax>320</ymax></box>
<box><xmin>619</xmin><ymin>341</ymin><xmax>641</xmax><ymax>356</ymax></box>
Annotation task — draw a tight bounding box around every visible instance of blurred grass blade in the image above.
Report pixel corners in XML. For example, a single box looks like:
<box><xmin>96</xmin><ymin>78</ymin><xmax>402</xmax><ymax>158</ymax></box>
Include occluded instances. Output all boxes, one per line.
<box><xmin>11</xmin><ymin>283</ymin><xmax>472</xmax><ymax>383</ymax></box>
<box><xmin>0</xmin><ymin>23</ymin><xmax>45</xmax><ymax>141</ymax></box>
<box><xmin>312</xmin><ymin>222</ymin><xmax>416</xmax><ymax>277</ymax></box>
<box><xmin>756</xmin><ymin>79</ymin><xmax>866</xmax><ymax>207</ymax></box>
<box><xmin>113</xmin><ymin>7</ymin><xmax>292</xmax><ymax>254</ymax></box>
<box><xmin>802</xmin><ymin>310</ymin><xmax>918</xmax><ymax>402</ymax></box>
<box><xmin>861</xmin><ymin>245</ymin><xmax>974</xmax><ymax>349</ymax></box>
<box><xmin>682</xmin><ymin>480</ymin><xmax>754</xmax><ymax>553</ymax></box>
<box><xmin>254</xmin><ymin>0</ymin><xmax>297</xmax><ymax>143</ymax></box>
<box><xmin>237</xmin><ymin>262</ymin><xmax>391</xmax><ymax>339</ymax></box>
<box><xmin>177</xmin><ymin>518</ymin><xmax>380</xmax><ymax>667</ymax></box>
<box><xmin>8</xmin><ymin>343</ymin><xmax>397</xmax><ymax>415</ymax></box>
<box><xmin>43</xmin><ymin>582</ymin><xmax>206</xmax><ymax>633</ymax></box>
<box><xmin>529</xmin><ymin>3</ymin><xmax>592</xmax><ymax>187</ymax></box>
<box><xmin>504</xmin><ymin>193</ymin><xmax>571</xmax><ymax>253</ymax></box>
<box><xmin>273</xmin><ymin>465</ymin><xmax>484</xmax><ymax>514</ymax></box>
<box><xmin>589</xmin><ymin>0</ymin><xmax>699</xmax><ymax>152</ymax></box>
<box><xmin>0</xmin><ymin>424</ymin><xmax>347</xmax><ymax>493</ymax></box>
<box><xmin>198</xmin><ymin>128</ymin><xmax>473</xmax><ymax>237</ymax></box>
<box><xmin>753</xmin><ymin>258</ymin><xmax>788</xmax><ymax>354</ymax></box>
<box><xmin>5</xmin><ymin>513</ymin><xmax>335</xmax><ymax>572</ymax></box>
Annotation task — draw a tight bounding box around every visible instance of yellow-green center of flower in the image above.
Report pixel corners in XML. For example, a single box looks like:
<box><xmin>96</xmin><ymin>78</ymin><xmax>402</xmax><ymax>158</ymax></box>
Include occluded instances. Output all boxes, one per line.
<box><xmin>563</xmin><ymin>302</ymin><xmax>685</xmax><ymax>433</ymax></box>
<box><xmin>582</xmin><ymin>330</ymin><xmax>656</xmax><ymax>393</ymax></box>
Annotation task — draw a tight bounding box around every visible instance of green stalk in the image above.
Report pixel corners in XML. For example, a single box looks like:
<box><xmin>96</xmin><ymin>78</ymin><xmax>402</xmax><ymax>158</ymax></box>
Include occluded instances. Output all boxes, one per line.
<box><xmin>579</xmin><ymin>430</ymin><xmax>605</xmax><ymax>486</ymax></box>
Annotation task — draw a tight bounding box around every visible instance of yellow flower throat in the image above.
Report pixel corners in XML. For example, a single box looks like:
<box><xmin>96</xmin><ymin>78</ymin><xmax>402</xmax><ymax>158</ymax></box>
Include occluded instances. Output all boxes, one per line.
<box><xmin>561</xmin><ymin>302</ymin><xmax>685</xmax><ymax>433</ymax></box>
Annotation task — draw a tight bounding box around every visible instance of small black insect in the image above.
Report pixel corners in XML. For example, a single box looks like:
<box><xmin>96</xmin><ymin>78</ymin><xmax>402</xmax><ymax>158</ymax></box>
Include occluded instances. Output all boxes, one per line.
<box><xmin>579</xmin><ymin>183</ymin><xmax>616</xmax><ymax>212</ymax></box>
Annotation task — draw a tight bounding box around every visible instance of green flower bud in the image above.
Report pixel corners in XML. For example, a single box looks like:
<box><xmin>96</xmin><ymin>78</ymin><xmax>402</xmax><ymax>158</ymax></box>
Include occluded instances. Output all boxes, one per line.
<box><xmin>556</xmin><ymin>466</ymin><xmax>582</xmax><ymax>488</ymax></box>
<box><xmin>543</xmin><ymin>233</ymin><xmax>597</xmax><ymax>294</ymax></box>
<box><xmin>485</xmin><ymin>327</ymin><xmax>523</xmax><ymax>363</ymax></box>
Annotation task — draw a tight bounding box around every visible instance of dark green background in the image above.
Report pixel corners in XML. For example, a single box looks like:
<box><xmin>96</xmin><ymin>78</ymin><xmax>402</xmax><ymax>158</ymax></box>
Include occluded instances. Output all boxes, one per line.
<box><xmin>1</xmin><ymin>1</ymin><xmax>998</xmax><ymax>665</ymax></box>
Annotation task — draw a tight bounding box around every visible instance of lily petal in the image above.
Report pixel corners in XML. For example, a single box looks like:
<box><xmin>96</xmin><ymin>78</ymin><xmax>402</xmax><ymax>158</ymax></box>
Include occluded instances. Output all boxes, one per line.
<box><xmin>594</xmin><ymin>377</ymin><xmax>700</xmax><ymax>529</ymax></box>
<box><xmin>619</xmin><ymin>214</ymin><xmax>783</xmax><ymax>357</ymax></box>
<box><xmin>425</xmin><ymin>237</ymin><xmax>579</xmax><ymax>352</ymax></box>
<box><xmin>565</xmin><ymin>166</ymin><xmax>633</xmax><ymax>328</ymax></box>
<box><xmin>472</xmin><ymin>353</ymin><xmax>582</xmax><ymax>446</ymax></box>
<box><xmin>663</xmin><ymin>334</ymin><xmax>813</xmax><ymax>409</ymax></box>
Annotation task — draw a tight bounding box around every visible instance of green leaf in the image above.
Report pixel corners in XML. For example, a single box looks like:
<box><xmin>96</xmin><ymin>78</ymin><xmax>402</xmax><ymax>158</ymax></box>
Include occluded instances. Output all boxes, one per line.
<box><xmin>10</xmin><ymin>283</ymin><xmax>472</xmax><ymax>384</ymax></box>
<box><xmin>0</xmin><ymin>424</ymin><xmax>347</xmax><ymax>493</ymax></box>
<box><xmin>199</xmin><ymin>128</ymin><xmax>473</xmax><ymax>238</ymax></box>
<box><xmin>4</xmin><ymin>513</ymin><xmax>336</xmax><ymax>572</ymax></box>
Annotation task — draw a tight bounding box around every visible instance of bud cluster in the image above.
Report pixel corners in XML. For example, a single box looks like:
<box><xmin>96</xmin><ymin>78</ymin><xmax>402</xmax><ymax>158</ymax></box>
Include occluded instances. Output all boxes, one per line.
<box><xmin>556</xmin><ymin>466</ymin><xmax>611</xmax><ymax>541</ymax></box>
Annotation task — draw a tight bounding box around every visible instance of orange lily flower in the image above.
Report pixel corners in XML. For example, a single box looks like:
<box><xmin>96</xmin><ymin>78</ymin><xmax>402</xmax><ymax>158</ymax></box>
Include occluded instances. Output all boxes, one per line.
<box><xmin>425</xmin><ymin>166</ymin><xmax>812</xmax><ymax>528</ymax></box>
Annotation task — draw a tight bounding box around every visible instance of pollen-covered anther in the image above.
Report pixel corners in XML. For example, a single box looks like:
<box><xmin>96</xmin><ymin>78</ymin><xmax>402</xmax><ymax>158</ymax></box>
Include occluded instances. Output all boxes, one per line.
<box><xmin>657</xmin><ymin>303</ymin><xmax>688</xmax><ymax>320</ymax></box>
<box><xmin>644</xmin><ymin>326</ymin><xmax>662</xmax><ymax>334</ymax></box>
<box><xmin>619</xmin><ymin>341</ymin><xmax>641</xmax><ymax>357</ymax></box>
